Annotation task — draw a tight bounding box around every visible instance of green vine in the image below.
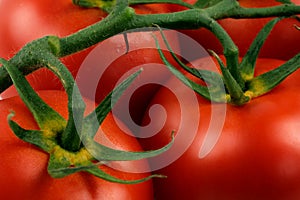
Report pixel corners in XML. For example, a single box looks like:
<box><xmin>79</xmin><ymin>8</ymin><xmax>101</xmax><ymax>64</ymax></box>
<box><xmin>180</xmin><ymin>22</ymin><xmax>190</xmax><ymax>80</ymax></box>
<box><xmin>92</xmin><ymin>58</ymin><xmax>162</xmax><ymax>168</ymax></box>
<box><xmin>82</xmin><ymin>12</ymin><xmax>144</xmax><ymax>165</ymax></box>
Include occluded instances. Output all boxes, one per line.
<box><xmin>0</xmin><ymin>0</ymin><xmax>300</xmax><ymax>93</ymax></box>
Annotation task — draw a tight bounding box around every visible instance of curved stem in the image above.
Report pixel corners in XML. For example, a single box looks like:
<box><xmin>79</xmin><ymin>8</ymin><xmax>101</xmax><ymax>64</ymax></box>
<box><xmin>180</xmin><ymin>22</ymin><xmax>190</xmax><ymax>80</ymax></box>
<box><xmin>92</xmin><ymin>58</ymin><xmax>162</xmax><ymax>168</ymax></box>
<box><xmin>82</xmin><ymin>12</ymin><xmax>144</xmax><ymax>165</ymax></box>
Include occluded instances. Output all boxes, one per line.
<box><xmin>215</xmin><ymin>3</ymin><xmax>300</xmax><ymax>20</ymax></box>
<box><xmin>1</xmin><ymin>4</ymin><xmax>300</xmax><ymax>93</ymax></box>
<box><xmin>59</xmin><ymin>6</ymin><xmax>135</xmax><ymax>57</ymax></box>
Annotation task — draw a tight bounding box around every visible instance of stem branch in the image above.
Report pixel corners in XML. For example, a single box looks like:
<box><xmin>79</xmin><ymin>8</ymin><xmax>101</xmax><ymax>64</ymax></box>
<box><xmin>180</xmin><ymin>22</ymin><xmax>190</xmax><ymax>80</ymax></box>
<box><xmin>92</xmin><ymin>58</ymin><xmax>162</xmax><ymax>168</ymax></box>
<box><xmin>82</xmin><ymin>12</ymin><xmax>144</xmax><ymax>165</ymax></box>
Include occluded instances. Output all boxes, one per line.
<box><xmin>0</xmin><ymin>3</ymin><xmax>299</xmax><ymax>93</ymax></box>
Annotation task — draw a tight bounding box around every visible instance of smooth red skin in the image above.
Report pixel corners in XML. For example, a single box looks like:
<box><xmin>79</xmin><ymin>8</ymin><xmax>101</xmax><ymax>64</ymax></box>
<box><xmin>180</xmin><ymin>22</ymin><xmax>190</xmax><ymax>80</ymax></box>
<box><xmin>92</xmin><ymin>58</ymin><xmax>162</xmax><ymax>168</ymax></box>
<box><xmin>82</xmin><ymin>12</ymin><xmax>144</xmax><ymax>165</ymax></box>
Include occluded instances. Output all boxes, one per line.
<box><xmin>0</xmin><ymin>90</ymin><xmax>153</xmax><ymax>200</ymax></box>
<box><xmin>171</xmin><ymin>0</ymin><xmax>300</xmax><ymax>60</ymax></box>
<box><xmin>0</xmin><ymin>0</ymin><xmax>104</xmax><ymax>90</ymax></box>
<box><xmin>0</xmin><ymin>0</ymin><xmax>180</xmax><ymax>124</ymax></box>
<box><xmin>140</xmin><ymin>57</ymin><xmax>300</xmax><ymax>200</ymax></box>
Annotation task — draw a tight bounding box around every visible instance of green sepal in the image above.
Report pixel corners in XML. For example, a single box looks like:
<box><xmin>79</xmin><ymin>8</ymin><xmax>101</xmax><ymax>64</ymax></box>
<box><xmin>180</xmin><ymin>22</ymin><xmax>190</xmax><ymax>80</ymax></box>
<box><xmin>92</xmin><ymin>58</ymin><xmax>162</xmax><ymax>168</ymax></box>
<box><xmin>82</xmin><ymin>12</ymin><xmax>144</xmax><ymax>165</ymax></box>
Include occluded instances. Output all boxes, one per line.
<box><xmin>156</xmin><ymin>40</ymin><xmax>211</xmax><ymax>101</ymax></box>
<box><xmin>41</xmin><ymin>55</ymin><xmax>87</xmax><ymax>152</ymax></box>
<box><xmin>0</xmin><ymin>58</ymin><xmax>66</xmax><ymax>131</ymax></box>
<box><xmin>86</xmin><ymin>166</ymin><xmax>166</xmax><ymax>184</ymax></box>
<box><xmin>7</xmin><ymin>113</ymin><xmax>53</xmax><ymax>152</ymax></box>
<box><xmin>156</xmin><ymin>25</ymin><xmax>227</xmax><ymax>100</ymax></box>
<box><xmin>153</xmin><ymin>28</ymin><xmax>227</xmax><ymax>102</ymax></box>
<box><xmin>8</xmin><ymin>109</ymin><xmax>170</xmax><ymax>183</ymax></box>
<box><xmin>80</xmin><ymin>132</ymin><xmax>174</xmax><ymax>162</ymax></box>
<box><xmin>48</xmin><ymin>155</ymin><xmax>94</xmax><ymax>178</ymax></box>
<box><xmin>2</xmin><ymin>49</ymin><xmax>86</xmax><ymax>153</ymax></box>
<box><xmin>48</xmin><ymin>151</ymin><xmax>94</xmax><ymax>178</ymax></box>
<box><xmin>82</xmin><ymin>69</ymin><xmax>142</xmax><ymax>139</ymax></box>
<box><xmin>96</xmin><ymin>69</ymin><xmax>142</xmax><ymax>124</ymax></box>
<box><xmin>2</xmin><ymin>55</ymin><xmax>170</xmax><ymax>182</ymax></box>
<box><xmin>210</xmin><ymin>51</ymin><xmax>250</xmax><ymax>105</ymax></box>
<box><xmin>247</xmin><ymin>53</ymin><xmax>300</xmax><ymax>97</ymax></box>
<box><xmin>240</xmin><ymin>18</ymin><xmax>282</xmax><ymax>81</ymax></box>
<box><xmin>49</xmin><ymin>156</ymin><xmax>166</xmax><ymax>184</ymax></box>
<box><xmin>155</xmin><ymin>25</ymin><xmax>223</xmax><ymax>85</ymax></box>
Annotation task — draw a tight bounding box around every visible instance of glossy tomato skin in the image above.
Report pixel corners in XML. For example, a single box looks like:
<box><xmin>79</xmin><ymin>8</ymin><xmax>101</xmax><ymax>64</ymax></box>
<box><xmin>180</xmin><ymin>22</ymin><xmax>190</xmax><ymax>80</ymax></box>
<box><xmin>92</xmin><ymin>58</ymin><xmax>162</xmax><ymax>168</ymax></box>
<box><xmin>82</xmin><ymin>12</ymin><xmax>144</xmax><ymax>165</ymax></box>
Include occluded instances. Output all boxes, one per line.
<box><xmin>171</xmin><ymin>0</ymin><xmax>300</xmax><ymax>60</ymax></box>
<box><xmin>139</xmin><ymin>57</ymin><xmax>300</xmax><ymax>200</ymax></box>
<box><xmin>0</xmin><ymin>90</ymin><xmax>153</xmax><ymax>200</ymax></box>
<box><xmin>0</xmin><ymin>0</ymin><xmax>180</xmax><ymax>125</ymax></box>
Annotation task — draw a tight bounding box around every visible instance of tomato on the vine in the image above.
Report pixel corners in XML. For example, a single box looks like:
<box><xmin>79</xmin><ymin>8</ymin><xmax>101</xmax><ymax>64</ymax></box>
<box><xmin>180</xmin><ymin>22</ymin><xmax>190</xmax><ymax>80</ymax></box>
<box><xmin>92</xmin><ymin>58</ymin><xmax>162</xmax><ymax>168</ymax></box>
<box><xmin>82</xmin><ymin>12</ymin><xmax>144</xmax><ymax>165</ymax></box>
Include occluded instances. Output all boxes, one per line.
<box><xmin>0</xmin><ymin>90</ymin><xmax>154</xmax><ymax>200</ymax></box>
<box><xmin>0</xmin><ymin>0</ymin><xmax>180</xmax><ymax>124</ymax></box>
<box><xmin>139</xmin><ymin>56</ymin><xmax>300</xmax><ymax>200</ymax></box>
<box><xmin>171</xmin><ymin>0</ymin><xmax>300</xmax><ymax>60</ymax></box>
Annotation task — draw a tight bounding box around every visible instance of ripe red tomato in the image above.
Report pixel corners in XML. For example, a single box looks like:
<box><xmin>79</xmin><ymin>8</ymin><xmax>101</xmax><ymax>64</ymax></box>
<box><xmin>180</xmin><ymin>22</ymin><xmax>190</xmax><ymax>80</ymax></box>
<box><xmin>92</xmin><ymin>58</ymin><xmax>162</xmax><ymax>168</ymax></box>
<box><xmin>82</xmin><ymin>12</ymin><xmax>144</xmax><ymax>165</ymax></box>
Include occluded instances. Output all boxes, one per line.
<box><xmin>0</xmin><ymin>0</ymin><xmax>180</xmax><ymax>124</ymax></box>
<box><xmin>0</xmin><ymin>90</ymin><xmax>154</xmax><ymax>200</ymax></box>
<box><xmin>172</xmin><ymin>0</ymin><xmax>300</xmax><ymax>60</ymax></box>
<box><xmin>0</xmin><ymin>0</ymin><xmax>104</xmax><ymax>90</ymax></box>
<box><xmin>139</xmin><ymin>57</ymin><xmax>300</xmax><ymax>199</ymax></box>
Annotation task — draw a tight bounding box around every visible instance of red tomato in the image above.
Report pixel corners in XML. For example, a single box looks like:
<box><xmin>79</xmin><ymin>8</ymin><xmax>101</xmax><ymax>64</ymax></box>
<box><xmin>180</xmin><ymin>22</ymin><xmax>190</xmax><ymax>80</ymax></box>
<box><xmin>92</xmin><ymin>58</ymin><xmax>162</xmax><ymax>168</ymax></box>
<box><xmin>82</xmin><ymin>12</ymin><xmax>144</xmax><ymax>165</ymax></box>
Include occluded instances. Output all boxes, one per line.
<box><xmin>0</xmin><ymin>0</ymin><xmax>104</xmax><ymax>90</ymax></box>
<box><xmin>139</xmin><ymin>57</ymin><xmax>300</xmax><ymax>199</ymax></box>
<box><xmin>0</xmin><ymin>0</ymin><xmax>180</xmax><ymax>124</ymax></box>
<box><xmin>0</xmin><ymin>90</ymin><xmax>153</xmax><ymax>200</ymax></box>
<box><xmin>171</xmin><ymin>0</ymin><xmax>300</xmax><ymax>60</ymax></box>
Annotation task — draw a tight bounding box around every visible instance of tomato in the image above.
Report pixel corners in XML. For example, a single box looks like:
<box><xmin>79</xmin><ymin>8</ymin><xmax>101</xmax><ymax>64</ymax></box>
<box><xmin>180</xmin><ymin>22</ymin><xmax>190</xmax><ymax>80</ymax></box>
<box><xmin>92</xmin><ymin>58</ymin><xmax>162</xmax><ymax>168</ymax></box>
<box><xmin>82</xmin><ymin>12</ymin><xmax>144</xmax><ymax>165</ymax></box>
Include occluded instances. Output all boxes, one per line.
<box><xmin>171</xmin><ymin>0</ymin><xmax>300</xmax><ymax>60</ymax></box>
<box><xmin>0</xmin><ymin>90</ymin><xmax>154</xmax><ymax>200</ymax></box>
<box><xmin>0</xmin><ymin>0</ymin><xmax>180</xmax><ymax>124</ymax></box>
<box><xmin>139</xmin><ymin>57</ymin><xmax>300</xmax><ymax>199</ymax></box>
<box><xmin>0</xmin><ymin>0</ymin><xmax>104</xmax><ymax>91</ymax></box>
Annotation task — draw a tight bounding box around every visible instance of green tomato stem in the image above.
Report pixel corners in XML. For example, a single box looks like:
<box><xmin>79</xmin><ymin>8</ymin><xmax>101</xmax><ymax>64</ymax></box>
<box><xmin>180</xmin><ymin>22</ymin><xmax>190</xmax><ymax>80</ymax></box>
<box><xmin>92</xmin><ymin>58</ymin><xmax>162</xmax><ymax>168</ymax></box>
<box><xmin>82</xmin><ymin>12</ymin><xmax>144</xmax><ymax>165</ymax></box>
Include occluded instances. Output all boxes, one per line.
<box><xmin>0</xmin><ymin>1</ymin><xmax>299</xmax><ymax>107</ymax></box>
<box><xmin>0</xmin><ymin>3</ymin><xmax>300</xmax><ymax>93</ymax></box>
<box><xmin>221</xmin><ymin>3</ymin><xmax>300</xmax><ymax>20</ymax></box>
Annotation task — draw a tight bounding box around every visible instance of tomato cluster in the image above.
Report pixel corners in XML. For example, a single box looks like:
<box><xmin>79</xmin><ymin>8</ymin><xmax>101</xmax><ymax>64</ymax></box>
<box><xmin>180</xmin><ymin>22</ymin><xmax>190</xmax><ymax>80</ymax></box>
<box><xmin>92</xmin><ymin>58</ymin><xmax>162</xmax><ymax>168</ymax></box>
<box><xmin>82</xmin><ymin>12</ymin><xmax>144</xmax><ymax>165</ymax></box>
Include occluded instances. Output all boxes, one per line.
<box><xmin>0</xmin><ymin>0</ymin><xmax>177</xmax><ymax>199</ymax></box>
<box><xmin>1</xmin><ymin>1</ymin><xmax>300</xmax><ymax>200</ymax></box>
